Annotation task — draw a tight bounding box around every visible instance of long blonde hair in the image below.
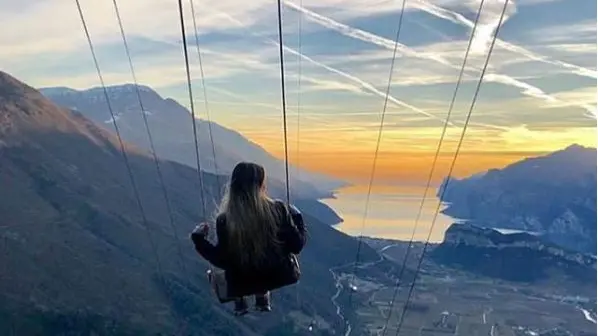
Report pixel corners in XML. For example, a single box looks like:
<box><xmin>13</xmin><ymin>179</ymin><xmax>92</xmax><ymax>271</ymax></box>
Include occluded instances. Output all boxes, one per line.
<box><xmin>217</xmin><ymin>162</ymin><xmax>280</xmax><ymax>268</ymax></box>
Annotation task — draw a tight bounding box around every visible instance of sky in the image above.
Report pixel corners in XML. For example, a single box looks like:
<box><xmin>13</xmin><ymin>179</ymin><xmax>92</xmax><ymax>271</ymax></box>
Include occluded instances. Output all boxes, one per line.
<box><xmin>0</xmin><ymin>0</ymin><xmax>596</xmax><ymax>184</ymax></box>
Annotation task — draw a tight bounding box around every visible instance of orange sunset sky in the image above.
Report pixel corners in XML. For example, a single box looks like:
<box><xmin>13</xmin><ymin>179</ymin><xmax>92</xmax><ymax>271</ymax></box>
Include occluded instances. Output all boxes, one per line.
<box><xmin>234</xmin><ymin>115</ymin><xmax>596</xmax><ymax>184</ymax></box>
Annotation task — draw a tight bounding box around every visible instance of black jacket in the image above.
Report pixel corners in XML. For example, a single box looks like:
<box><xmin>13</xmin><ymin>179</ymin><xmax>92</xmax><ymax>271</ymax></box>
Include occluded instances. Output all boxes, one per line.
<box><xmin>191</xmin><ymin>200</ymin><xmax>307</xmax><ymax>297</ymax></box>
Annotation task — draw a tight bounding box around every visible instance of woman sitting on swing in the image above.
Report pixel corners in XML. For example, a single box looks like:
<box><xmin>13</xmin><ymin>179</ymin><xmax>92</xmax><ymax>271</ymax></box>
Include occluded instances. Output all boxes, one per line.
<box><xmin>191</xmin><ymin>162</ymin><xmax>306</xmax><ymax>316</ymax></box>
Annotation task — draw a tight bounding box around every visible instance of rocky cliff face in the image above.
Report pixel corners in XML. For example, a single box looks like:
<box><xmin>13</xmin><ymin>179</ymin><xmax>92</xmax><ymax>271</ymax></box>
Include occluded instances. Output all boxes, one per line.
<box><xmin>438</xmin><ymin>145</ymin><xmax>597</xmax><ymax>254</ymax></box>
<box><xmin>431</xmin><ymin>223</ymin><xmax>596</xmax><ymax>283</ymax></box>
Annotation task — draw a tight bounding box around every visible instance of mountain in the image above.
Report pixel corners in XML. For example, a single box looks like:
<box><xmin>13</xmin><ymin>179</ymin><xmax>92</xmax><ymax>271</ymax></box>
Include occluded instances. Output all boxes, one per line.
<box><xmin>430</xmin><ymin>223</ymin><xmax>596</xmax><ymax>284</ymax></box>
<box><xmin>294</xmin><ymin>199</ymin><xmax>343</xmax><ymax>225</ymax></box>
<box><xmin>0</xmin><ymin>71</ymin><xmax>383</xmax><ymax>335</ymax></box>
<box><xmin>438</xmin><ymin>145</ymin><xmax>597</xmax><ymax>254</ymax></box>
<box><xmin>39</xmin><ymin>85</ymin><xmax>348</xmax><ymax>200</ymax></box>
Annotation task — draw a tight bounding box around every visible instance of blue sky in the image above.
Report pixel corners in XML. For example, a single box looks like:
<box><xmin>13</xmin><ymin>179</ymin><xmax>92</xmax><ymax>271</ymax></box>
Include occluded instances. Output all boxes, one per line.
<box><xmin>0</xmin><ymin>0</ymin><xmax>595</xmax><ymax>181</ymax></box>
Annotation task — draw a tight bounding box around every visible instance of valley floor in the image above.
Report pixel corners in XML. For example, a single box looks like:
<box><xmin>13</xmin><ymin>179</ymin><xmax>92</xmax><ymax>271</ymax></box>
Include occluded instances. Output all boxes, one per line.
<box><xmin>329</xmin><ymin>238</ymin><xmax>597</xmax><ymax>336</ymax></box>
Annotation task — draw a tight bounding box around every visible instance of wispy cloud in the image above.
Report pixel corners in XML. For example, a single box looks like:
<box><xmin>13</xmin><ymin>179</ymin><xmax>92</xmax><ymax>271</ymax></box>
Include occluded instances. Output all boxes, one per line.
<box><xmin>214</xmin><ymin>8</ymin><xmax>458</xmax><ymax>127</ymax></box>
<box><xmin>466</xmin><ymin>0</ymin><xmax>518</xmax><ymax>55</ymax></box>
<box><xmin>279</xmin><ymin>43</ymin><xmax>457</xmax><ymax>126</ymax></box>
<box><xmin>285</xmin><ymin>1</ymin><xmax>455</xmax><ymax>66</ymax></box>
<box><xmin>498</xmin><ymin>124</ymin><xmax>596</xmax><ymax>150</ymax></box>
<box><xmin>411</xmin><ymin>0</ymin><xmax>597</xmax><ymax>78</ymax></box>
<box><xmin>284</xmin><ymin>0</ymin><xmax>595</xmax><ymax>118</ymax></box>
<box><xmin>524</xmin><ymin>20</ymin><xmax>597</xmax><ymax>44</ymax></box>
<box><xmin>297</xmin><ymin>74</ymin><xmax>372</xmax><ymax>95</ymax></box>
<box><xmin>483</xmin><ymin>74</ymin><xmax>556</xmax><ymax>102</ymax></box>
<box><xmin>540</xmin><ymin>43</ymin><xmax>596</xmax><ymax>55</ymax></box>
<box><xmin>545</xmin><ymin>86</ymin><xmax>597</xmax><ymax>119</ymax></box>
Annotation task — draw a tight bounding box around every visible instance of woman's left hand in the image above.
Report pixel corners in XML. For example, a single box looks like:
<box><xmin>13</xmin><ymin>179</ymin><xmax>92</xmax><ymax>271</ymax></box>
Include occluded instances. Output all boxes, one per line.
<box><xmin>193</xmin><ymin>223</ymin><xmax>209</xmax><ymax>236</ymax></box>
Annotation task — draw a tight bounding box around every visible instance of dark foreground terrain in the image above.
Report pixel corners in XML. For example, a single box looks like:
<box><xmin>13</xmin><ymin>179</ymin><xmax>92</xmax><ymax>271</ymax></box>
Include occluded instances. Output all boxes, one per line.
<box><xmin>331</xmin><ymin>238</ymin><xmax>597</xmax><ymax>336</ymax></box>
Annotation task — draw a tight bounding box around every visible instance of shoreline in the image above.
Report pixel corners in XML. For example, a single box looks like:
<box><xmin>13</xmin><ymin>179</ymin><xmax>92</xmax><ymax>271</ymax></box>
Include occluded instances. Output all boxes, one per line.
<box><xmin>319</xmin><ymin>185</ymin><xmax>458</xmax><ymax>243</ymax></box>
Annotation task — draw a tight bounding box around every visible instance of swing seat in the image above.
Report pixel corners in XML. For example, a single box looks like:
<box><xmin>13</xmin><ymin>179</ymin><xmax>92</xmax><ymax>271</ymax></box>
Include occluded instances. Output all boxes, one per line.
<box><xmin>207</xmin><ymin>269</ymin><xmax>235</xmax><ymax>303</ymax></box>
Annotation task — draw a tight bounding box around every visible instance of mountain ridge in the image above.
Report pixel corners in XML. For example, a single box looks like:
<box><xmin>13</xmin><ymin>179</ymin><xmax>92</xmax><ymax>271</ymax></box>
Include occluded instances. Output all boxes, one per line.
<box><xmin>39</xmin><ymin>84</ymin><xmax>349</xmax><ymax>200</ymax></box>
<box><xmin>437</xmin><ymin>144</ymin><xmax>597</xmax><ymax>254</ymax></box>
<box><xmin>431</xmin><ymin>223</ymin><xmax>596</xmax><ymax>284</ymax></box>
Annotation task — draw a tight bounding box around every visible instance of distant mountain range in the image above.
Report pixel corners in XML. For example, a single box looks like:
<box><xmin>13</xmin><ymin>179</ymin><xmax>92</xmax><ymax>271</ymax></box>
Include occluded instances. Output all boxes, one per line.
<box><xmin>0</xmin><ymin>71</ymin><xmax>383</xmax><ymax>335</ymax></box>
<box><xmin>438</xmin><ymin>145</ymin><xmax>597</xmax><ymax>255</ymax></box>
<box><xmin>431</xmin><ymin>223</ymin><xmax>596</xmax><ymax>284</ymax></box>
<box><xmin>39</xmin><ymin>84</ymin><xmax>348</xmax><ymax>200</ymax></box>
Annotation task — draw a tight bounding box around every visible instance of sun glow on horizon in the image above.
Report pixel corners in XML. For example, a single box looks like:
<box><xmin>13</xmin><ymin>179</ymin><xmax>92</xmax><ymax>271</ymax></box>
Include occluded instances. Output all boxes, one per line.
<box><xmin>236</xmin><ymin>124</ymin><xmax>596</xmax><ymax>184</ymax></box>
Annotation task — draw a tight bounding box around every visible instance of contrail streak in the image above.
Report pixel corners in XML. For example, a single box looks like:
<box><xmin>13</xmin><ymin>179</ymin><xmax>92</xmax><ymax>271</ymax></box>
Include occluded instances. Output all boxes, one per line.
<box><xmin>284</xmin><ymin>0</ymin><xmax>596</xmax><ymax>118</ymax></box>
<box><xmin>276</xmin><ymin>42</ymin><xmax>457</xmax><ymax>126</ymax></box>
<box><xmin>411</xmin><ymin>0</ymin><xmax>597</xmax><ymax>79</ymax></box>
<box><xmin>217</xmin><ymin>9</ymin><xmax>459</xmax><ymax>127</ymax></box>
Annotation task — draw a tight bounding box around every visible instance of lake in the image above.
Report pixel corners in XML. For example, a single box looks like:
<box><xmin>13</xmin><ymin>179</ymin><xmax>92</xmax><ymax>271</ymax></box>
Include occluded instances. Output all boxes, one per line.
<box><xmin>321</xmin><ymin>184</ymin><xmax>456</xmax><ymax>243</ymax></box>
